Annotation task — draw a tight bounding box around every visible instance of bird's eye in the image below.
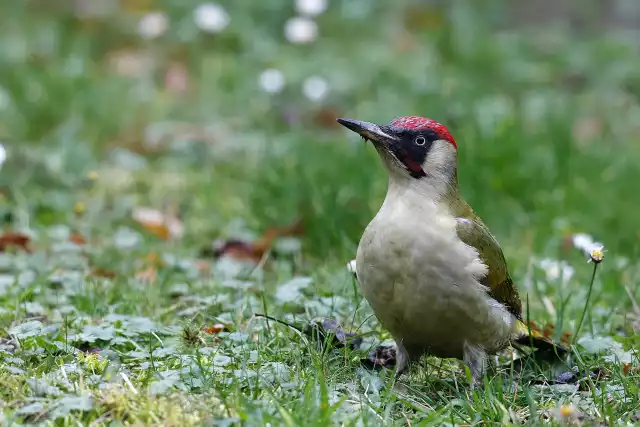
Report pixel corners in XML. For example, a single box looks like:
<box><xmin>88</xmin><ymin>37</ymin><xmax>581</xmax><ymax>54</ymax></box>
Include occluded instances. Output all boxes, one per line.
<box><xmin>414</xmin><ymin>136</ymin><xmax>426</xmax><ymax>146</ymax></box>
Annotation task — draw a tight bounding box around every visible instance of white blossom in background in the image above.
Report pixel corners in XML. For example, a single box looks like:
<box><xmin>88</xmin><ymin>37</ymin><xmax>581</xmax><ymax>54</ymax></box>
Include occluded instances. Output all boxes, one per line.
<box><xmin>302</xmin><ymin>75</ymin><xmax>328</xmax><ymax>101</ymax></box>
<box><xmin>572</xmin><ymin>233</ymin><xmax>605</xmax><ymax>263</ymax></box>
<box><xmin>284</xmin><ymin>17</ymin><xmax>318</xmax><ymax>44</ymax></box>
<box><xmin>347</xmin><ymin>259</ymin><xmax>357</xmax><ymax>275</ymax></box>
<box><xmin>0</xmin><ymin>143</ymin><xmax>6</xmax><ymax>169</ymax></box>
<box><xmin>137</xmin><ymin>11</ymin><xmax>169</xmax><ymax>40</ymax></box>
<box><xmin>572</xmin><ymin>233</ymin><xmax>598</xmax><ymax>253</ymax></box>
<box><xmin>538</xmin><ymin>258</ymin><xmax>575</xmax><ymax>285</ymax></box>
<box><xmin>258</xmin><ymin>69</ymin><xmax>285</xmax><ymax>94</ymax></box>
<box><xmin>294</xmin><ymin>0</ymin><xmax>328</xmax><ymax>17</ymax></box>
<box><xmin>193</xmin><ymin>3</ymin><xmax>229</xmax><ymax>33</ymax></box>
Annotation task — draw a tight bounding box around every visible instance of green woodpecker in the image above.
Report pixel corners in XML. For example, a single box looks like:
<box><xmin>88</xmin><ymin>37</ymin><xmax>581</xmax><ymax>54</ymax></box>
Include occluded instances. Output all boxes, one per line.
<box><xmin>337</xmin><ymin>116</ymin><xmax>565</xmax><ymax>385</ymax></box>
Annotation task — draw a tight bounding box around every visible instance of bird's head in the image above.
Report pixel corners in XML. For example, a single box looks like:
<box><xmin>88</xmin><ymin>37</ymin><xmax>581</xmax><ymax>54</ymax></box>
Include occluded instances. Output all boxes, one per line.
<box><xmin>337</xmin><ymin>116</ymin><xmax>458</xmax><ymax>187</ymax></box>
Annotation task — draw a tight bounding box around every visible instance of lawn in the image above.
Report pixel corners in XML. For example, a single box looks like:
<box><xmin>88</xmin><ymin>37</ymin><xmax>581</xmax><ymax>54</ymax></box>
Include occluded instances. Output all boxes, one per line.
<box><xmin>0</xmin><ymin>1</ymin><xmax>639</xmax><ymax>425</ymax></box>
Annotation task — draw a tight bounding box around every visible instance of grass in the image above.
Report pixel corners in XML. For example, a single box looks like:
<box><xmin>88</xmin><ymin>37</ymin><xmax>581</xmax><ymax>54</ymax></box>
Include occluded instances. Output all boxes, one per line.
<box><xmin>0</xmin><ymin>1</ymin><xmax>639</xmax><ymax>425</ymax></box>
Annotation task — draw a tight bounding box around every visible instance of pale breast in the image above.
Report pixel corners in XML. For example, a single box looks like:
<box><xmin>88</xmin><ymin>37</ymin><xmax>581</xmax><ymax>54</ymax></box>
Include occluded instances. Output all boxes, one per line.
<box><xmin>356</xmin><ymin>201</ymin><xmax>515</xmax><ymax>358</ymax></box>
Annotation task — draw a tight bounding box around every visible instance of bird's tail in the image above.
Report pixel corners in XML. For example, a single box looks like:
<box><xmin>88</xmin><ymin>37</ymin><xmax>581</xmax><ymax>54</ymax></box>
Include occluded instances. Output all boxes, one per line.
<box><xmin>513</xmin><ymin>320</ymin><xmax>570</xmax><ymax>358</ymax></box>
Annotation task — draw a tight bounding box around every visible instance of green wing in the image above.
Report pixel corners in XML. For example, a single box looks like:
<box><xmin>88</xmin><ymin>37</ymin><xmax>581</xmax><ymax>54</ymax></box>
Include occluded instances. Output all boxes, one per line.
<box><xmin>455</xmin><ymin>217</ymin><xmax>523</xmax><ymax>320</ymax></box>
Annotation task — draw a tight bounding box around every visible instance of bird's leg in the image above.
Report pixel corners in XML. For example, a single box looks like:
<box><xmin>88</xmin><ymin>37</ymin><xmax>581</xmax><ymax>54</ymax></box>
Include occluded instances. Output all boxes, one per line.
<box><xmin>463</xmin><ymin>341</ymin><xmax>486</xmax><ymax>388</ymax></box>
<box><xmin>394</xmin><ymin>340</ymin><xmax>411</xmax><ymax>379</ymax></box>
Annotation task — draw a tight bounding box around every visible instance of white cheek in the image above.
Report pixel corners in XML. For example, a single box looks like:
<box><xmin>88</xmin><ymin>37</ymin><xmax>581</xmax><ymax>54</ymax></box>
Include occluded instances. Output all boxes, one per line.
<box><xmin>423</xmin><ymin>140</ymin><xmax>456</xmax><ymax>171</ymax></box>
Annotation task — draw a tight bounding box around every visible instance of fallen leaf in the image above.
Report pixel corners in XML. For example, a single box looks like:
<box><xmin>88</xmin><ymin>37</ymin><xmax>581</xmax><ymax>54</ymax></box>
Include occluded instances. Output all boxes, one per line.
<box><xmin>132</xmin><ymin>206</ymin><xmax>184</xmax><ymax>240</ymax></box>
<box><xmin>164</xmin><ymin>62</ymin><xmax>189</xmax><ymax>94</ymax></box>
<box><xmin>0</xmin><ymin>231</ymin><xmax>31</xmax><ymax>252</ymax></box>
<box><xmin>144</xmin><ymin>252</ymin><xmax>165</xmax><ymax>267</ymax></box>
<box><xmin>527</xmin><ymin>320</ymin><xmax>572</xmax><ymax>346</ymax></box>
<box><xmin>209</xmin><ymin>219</ymin><xmax>304</xmax><ymax>263</ymax></box>
<box><xmin>313</xmin><ymin>107</ymin><xmax>343</xmax><ymax>129</ymax></box>
<box><xmin>70</xmin><ymin>232</ymin><xmax>87</xmax><ymax>245</ymax></box>
<box><xmin>212</xmin><ymin>239</ymin><xmax>262</xmax><ymax>261</ymax></box>
<box><xmin>135</xmin><ymin>266</ymin><xmax>157</xmax><ymax>283</ymax></box>
<box><xmin>107</xmin><ymin>50</ymin><xmax>152</xmax><ymax>77</ymax></box>
<box><xmin>89</xmin><ymin>267</ymin><xmax>116</xmax><ymax>279</ymax></box>
<box><xmin>195</xmin><ymin>259</ymin><xmax>212</xmax><ymax>274</ymax></box>
<box><xmin>203</xmin><ymin>324</ymin><xmax>227</xmax><ymax>334</ymax></box>
<box><xmin>361</xmin><ymin>346</ymin><xmax>396</xmax><ymax>370</ymax></box>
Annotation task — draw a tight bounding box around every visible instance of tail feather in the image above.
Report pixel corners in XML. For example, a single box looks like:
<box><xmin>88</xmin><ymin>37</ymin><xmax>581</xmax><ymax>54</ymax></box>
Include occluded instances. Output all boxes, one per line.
<box><xmin>513</xmin><ymin>320</ymin><xmax>570</xmax><ymax>358</ymax></box>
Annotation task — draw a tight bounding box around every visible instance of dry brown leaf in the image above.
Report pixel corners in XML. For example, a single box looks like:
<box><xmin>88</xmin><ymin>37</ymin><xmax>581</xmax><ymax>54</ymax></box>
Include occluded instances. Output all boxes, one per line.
<box><xmin>313</xmin><ymin>107</ymin><xmax>343</xmax><ymax>129</ymax></box>
<box><xmin>0</xmin><ymin>231</ymin><xmax>31</xmax><ymax>252</ymax></box>
<box><xmin>527</xmin><ymin>320</ymin><xmax>572</xmax><ymax>346</ymax></box>
<box><xmin>132</xmin><ymin>206</ymin><xmax>184</xmax><ymax>240</ymax></box>
<box><xmin>203</xmin><ymin>324</ymin><xmax>226</xmax><ymax>335</ymax></box>
<box><xmin>212</xmin><ymin>219</ymin><xmax>304</xmax><ymax>263</ymax></box>
<box><xmin>89</xmin><ymin>267</ymin><xmax>117</xmax><ymax>279</ymax></box>
<box><xmin>195</xmin><ymin>259</ymin><xmax>211</xmax><ymax>272</ymax></box>
<box><xmin>107</xmin><ymin>49</ymin><xmax>154</xmax><ymax>78</ymax></box>
<box><xmin>252</xmin><ymin>218</ymin><xmax>304</xmax><ymax>254</ymax></box>
<box><xmin>164</xmin><ymin>62</ymin><xmax>189</xmax><ymax>94</ymax></box>
<box><xmin>144</xmin><ymin>252</ymin><xmax>165</xmax><ymax>267</ymax></box>
<box><xmin>135</xmin><ymin>266</ymin><xmax>157</xmax><ymax>283</ymax></box>
<box><xmin>70</xmin><ymin>232</ymin><xmax>87</xmax><ymax>245</ymax></box>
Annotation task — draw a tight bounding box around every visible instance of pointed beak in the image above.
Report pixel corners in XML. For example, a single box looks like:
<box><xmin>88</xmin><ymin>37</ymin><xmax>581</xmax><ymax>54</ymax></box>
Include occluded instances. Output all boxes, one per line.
<box><xmin>336</xmin><ymin>118</ymin><xmax>398</xmax><ymax>145</ymax></box>
<box><xmin>337</xmin><ymin>117</ymin><xmax>426</xmax><ymax>178</ymax></box>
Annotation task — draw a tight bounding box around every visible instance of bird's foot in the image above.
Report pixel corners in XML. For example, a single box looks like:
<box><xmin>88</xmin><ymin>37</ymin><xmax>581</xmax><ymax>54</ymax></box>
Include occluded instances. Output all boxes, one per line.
<box><xmin>394</xmin><ymin>340</ymin><xmax>411</xmax><ymax>379</ymax></box>
<box><xmin>463</xmin><ymin>341</ymin><xmax>486</xmax><ymax>389</ymax></box>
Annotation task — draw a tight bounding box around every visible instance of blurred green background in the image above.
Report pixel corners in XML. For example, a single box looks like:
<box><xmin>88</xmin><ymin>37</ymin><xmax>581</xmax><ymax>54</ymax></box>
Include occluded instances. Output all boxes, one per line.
<box><xmin>1</xmin><ymin>0</ymin><xmax>639</xmax><ymax>262</ymax></box>
<box><xmin>1</xmin><ymin>1</ymin><xmax>639</xmax><ymax>424</ymax></box>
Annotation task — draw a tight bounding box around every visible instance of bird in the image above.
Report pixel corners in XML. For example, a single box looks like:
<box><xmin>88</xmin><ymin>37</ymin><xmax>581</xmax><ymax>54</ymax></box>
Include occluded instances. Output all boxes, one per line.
<box><xmin>336</xmin><ymin>115</ymin><xmax>566</xmax><ymax>385</ymax></box>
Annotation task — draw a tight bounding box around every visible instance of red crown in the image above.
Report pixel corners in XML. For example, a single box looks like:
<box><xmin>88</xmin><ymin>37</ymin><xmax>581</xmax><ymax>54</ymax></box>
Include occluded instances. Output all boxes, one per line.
<box><xmin>389</xmin><ymin>116</ymin><xmax>457</xmax><ymax>149</ymax></box>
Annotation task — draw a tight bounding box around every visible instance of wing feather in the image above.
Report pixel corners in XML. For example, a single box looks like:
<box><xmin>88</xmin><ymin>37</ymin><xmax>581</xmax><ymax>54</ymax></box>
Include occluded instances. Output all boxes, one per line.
<box><xmin>455</xmin><ymin>217</ymin><xmax>523</xmax><ymax>320</ymax></box>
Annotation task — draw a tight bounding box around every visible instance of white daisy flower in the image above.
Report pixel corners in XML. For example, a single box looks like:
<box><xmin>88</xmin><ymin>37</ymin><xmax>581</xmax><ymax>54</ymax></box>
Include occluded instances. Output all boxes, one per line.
<box><xmin>572</xmin><ymin>233</ymin><xmax>605</xmax><ymax>263</ymax></box>
<box><xmin>259</xmin><ymin>69</ymin><xmax>285</xmax><ymax>94</ymax></box>
<box><xmin>302</xmin><ymin>76</ymin><xmax>328</xmax><ymax>101</ymax></box>
<box><xmin>0</xmin><ymin>143</ymin><xmax>6</xmax><ymax>169</ymax></box>
<box><xmin>284</xmin><ymin>17</ymin><xmax>318</xmax><ymax>44</ymax></box>
<box><xmin>294</xmin><ymin>0</ymin><xmax>328</xmax><ymax>17</ymax></box>
<box><xmin>193</xmin><ymin>3</ymin><xmax>230</xmax><ymax>33</ymax></box>
<box><xmin>347</xmin><ymin>259</ymin><xmax>357</xmax><ymax>275</ymax></box>
<box><xmin>137</xmin><ymin>11</ymin><xmax>169</xmax><ymax>40</ymax></box>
